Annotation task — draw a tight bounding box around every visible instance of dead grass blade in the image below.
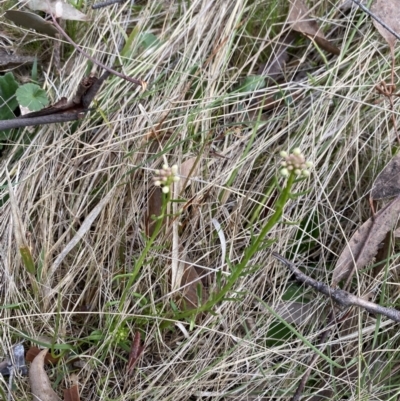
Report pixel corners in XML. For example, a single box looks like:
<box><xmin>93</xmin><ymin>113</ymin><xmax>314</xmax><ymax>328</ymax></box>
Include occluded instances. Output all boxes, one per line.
<box><xmin>47</xmin><ymin>188</ymin><xmax>115</xmax><ymax>287</ymax></box>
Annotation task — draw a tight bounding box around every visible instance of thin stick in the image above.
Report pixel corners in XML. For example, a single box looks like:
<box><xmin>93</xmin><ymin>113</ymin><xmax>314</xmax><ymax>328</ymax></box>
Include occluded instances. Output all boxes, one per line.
<box><xmin>0</xmin><ymin>112</ymin><xmax>86</xmax><ymax>130</ymax></box>
<box><xmin>92</xmin><ymin>0</ymin><xmax>126</xmax><ymax>9</ymax></box>
<box><xmin>82</xmin><ymin>70</ymin><xmax>112</xmax><ymax>107</ymax></box>
<box><xmin>50</xmin><ymin>14</ymin><xmax>144</xmax><ymax>87</ymax></box>
<box><xmin>272</xmin><ymin>252</ymin><xmax>400</xmax><ymax>322</ymax></box>
<box><xmin>350</xmin><ymin>0</ymin><xmax>400</xmax><ymax>41</ymax></box>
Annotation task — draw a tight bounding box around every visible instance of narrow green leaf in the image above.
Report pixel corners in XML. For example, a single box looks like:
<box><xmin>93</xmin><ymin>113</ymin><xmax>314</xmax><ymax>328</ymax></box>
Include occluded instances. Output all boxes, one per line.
<box><xmin>20</xmin><ymin>246</ymin><xmax>35</xmax><ymax>274</ymax></box>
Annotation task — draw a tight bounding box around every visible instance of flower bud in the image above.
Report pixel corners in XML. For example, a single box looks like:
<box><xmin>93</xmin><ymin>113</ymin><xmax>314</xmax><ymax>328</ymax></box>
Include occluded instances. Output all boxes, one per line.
<box><xmin>171</xmin><ymin>165</ymin><xmax>178</xmax><ymax>175</ymax></box>
<box><xmin>280</xmin><ymin>168</ymin><xmax>289</xmax><ymax>177</ymax></box>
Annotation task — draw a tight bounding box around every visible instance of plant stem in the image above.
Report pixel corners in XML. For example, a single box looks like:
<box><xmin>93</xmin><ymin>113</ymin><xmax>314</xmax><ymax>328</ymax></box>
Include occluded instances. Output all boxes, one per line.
<box><xmin>118</xmin><ymin>192</ymin><xmax>170</xmax><ymax>312</ymax></box>
<box><xmin>160</xmin><ymin>173</ymin><xmax>295</xmax><ymax>327</ymax></box>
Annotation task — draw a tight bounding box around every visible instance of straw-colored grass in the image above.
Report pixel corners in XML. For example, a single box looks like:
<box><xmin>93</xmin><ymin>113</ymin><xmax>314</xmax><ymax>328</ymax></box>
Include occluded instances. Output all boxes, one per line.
<box><xmin>1</xmin><ymin>0</ymin><xmax>400</xmax><ymax>400</ymax></box>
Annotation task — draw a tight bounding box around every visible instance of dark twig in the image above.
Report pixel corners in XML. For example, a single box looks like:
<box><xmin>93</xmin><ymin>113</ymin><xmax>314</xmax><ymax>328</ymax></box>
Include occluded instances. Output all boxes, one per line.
<box><xmin>0</xmin><ymin>70</ymin><xmax>111</xmax><ymax>130</ymax></box>
<box><xmin>50</xmin><ymin>14</ymin><xmax>144</xmax><ymax>87</ymax></box>
<box><xmin>274</xmin><ymin>251</ymin><xmax>400</xmax><ymax>399</ymax></box>
<box><xmin>272</xmin><ymin>252</ymin><xmax>400</xmax><ymax>322</ymax></box>
<box><xmin>92</xmin><ymin>0</ymin><xmax>126</xmax><ymax>9</ymax></box>
<box><xmin>0</xmin><ymin>112</ymin><xmax>86</xmax><ymax>130</ymax></box>
<box><xmin>82</xmin><ymin>71</ymin><xmax>112</xmax><ymax>107</ymax></box>
<box><xmin>350</xmin><ymin>0</ymin><xmax>400</xmax><ymax>41</ymax></box>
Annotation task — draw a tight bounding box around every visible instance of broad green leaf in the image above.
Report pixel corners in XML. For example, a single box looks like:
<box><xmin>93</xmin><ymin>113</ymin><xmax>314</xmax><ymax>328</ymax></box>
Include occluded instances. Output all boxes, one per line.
<box><xmin>235</xmin><ymin>75</ymin><xmax>266</xmax><ymax>93</ymax></box>
<box><xmin>0</xmin><ymin>72</ymin><xmax>19</xmax><ymax>120</ymax></box>
<box><xmin>16</xmin><ymin>83</ymin><xmax>49</xmax><ymax>112</ymax></box>
<box><xmin>140</xmin><ymin>32</ymin><xmax>161</xmax><ymax>50</ymax></box>
<box><xmin>121</xmin><ymin>25</ymin><xmax>139</xmax><ymax>57</ymax></box>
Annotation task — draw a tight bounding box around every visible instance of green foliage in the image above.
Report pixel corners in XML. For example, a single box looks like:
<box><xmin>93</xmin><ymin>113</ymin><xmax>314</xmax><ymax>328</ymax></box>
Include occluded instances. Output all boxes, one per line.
<box><xmin>266</xmin><ymin>320</ymin><xmax>293</xmax><ymax>347</ymax></box>
<box><xmin>16</xmin><ymin>83</ymin><xmax>49</xmax><ymax>111</ymax></box>
<box><xmin>140</xmin><ymin>32</ymin><xmax>161</xmax><ymax>50</ymax></box>
<box><xmin>235</xmin><ymin>75</ymin><xmax>266</xmax><ymax>92</ymax></box>
<box><xmin>266</xmin><ymin>285</ymin><xmax>310</xmax><ymax>347</ymax></box>
<box><xmin>0</xmin><ymin>72</ymin><xmax>19</xmax><ymax>120</ymax></box>
<box><xmin>19</xmin><ymin>246</ymin><xmax>36</xmax><ymax>275</ymax></box>
<box><xmin>294</xmin><ymin>211</ymin><xmax>320</xmax><ymax>255</ymax></box>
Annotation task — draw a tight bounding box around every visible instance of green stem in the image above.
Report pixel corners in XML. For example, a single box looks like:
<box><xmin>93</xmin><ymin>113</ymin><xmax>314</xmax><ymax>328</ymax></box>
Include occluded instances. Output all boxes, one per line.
<box><xmin>118</xmin><ymin>191</ymin><xmax>170</xmax><ymax>312</ymax></box>
<box><xmin>161</xmin><ymin>173</ymin><xmax>295</xmax><ymax>328</ymax></box>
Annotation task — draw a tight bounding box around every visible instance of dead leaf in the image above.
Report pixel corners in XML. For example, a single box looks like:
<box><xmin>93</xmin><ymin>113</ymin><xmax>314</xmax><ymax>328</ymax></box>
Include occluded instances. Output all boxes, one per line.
<box><xmin>332</xmin><ymin>196</ymin><xmax>400</xmax><ymax>286</ymax></box>
<box><xmin>26</xmin><ymin>0</ymin><xmax>89</xmax><ymax>21</ymax></box>
<box><xmin>373</xmin><ymin>230</ymin><xmax>393</xmax><ymax>277</ymax></box>
<box><xmin>178</xmin><ymin>157</ymin><xmax>198</xmax><ymax>192</ymax></box>
<box><xmin>273</xmin><ymin>301</ymin><xmax>323</xmax><ymax>325</ymax></box>
<box><xmin>29</xmin><ymin>349</ymin><xmax>61</xmax><ymax>401</ymax></box>
<box><xmin>5</xmin><ymin>10</ymin><xmax>58</xmax><ymax>36</ymax></box>
<box><xmin>288</xmin><ymin>0</ymin><xmax>340</xmax><ymax>55</ymax></box>
<box><xmin>259</xmin><ymin>45</ymin><xmax>289</xmax><ymax>80</ymax></box>
<box><xmin>26</xmin><ymin>347</ymin><xmax>60</xmax><ymax>365</ymax></box>
<box><xmin>145</xmin><ymin>187</ymin><xmax>163</xmax><ymax>237</ymax></box>
<box><xmin>64</xmin><ymin>385</ymin><xmax>80</xmax><ymax>401</ymax></box>
<box><xmin>127</xmin><ymin>331</ymin><xmax>145</xmax><ymax>375</ymax></box>
<box><xmin>371</xmin><ymin>0</ymin><xmax>400</xmax><ymax>49</ymax></box>
<box><xmin>371</xmin><ymin>154</ymin><xmax>400</xmax><ymax>200</ymax></box>
<box><xmin>178</xmin><ymin>260</ymin><xmax>208</xmax><ymax>310</ymax></box>
<box><xmin>258</xmin><ymin>34</ymin><xmax>295</xmax><ymax>83</ymax></box>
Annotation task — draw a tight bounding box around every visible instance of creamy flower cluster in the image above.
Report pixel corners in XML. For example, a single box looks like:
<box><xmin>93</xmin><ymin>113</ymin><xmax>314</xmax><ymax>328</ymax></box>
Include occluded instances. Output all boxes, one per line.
<box><xmin>279</xmin><ymin>148</ymin><xmax>313</xmax><ymax>177</ymax></box>
<box><xmin>153</xmin><ymin>164</ymin><xmax>180</xmax><ymax>193</ymax></box>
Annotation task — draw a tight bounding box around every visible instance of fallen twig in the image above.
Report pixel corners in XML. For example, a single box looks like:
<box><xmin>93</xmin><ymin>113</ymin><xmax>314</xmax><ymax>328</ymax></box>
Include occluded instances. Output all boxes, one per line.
<box><xmin>0</xmin><ymin>70</ymin><xmax>111</xmax><ymax>131</ymax></box>
<box><xmin>272</xmin><ymin>251</ymin><xmax>400</xmax><ymax>322</ymax></box>
<box><xmin>0</xmin><ymin>112</ymin><xmax>85</xmax><ymax>130</ymax></box>
<box><xmin>92</xmin><ymin>0</ymin><xmax>126</xmax><ymax>9</ymax></box>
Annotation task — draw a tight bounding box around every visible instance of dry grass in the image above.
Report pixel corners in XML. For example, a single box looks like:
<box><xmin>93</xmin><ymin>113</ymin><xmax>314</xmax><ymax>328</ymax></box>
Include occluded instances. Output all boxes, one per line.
<box><xmin>1</xmin><ymin>0</ymin><xmax>400</xmax><ymax>400</ymax></box>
